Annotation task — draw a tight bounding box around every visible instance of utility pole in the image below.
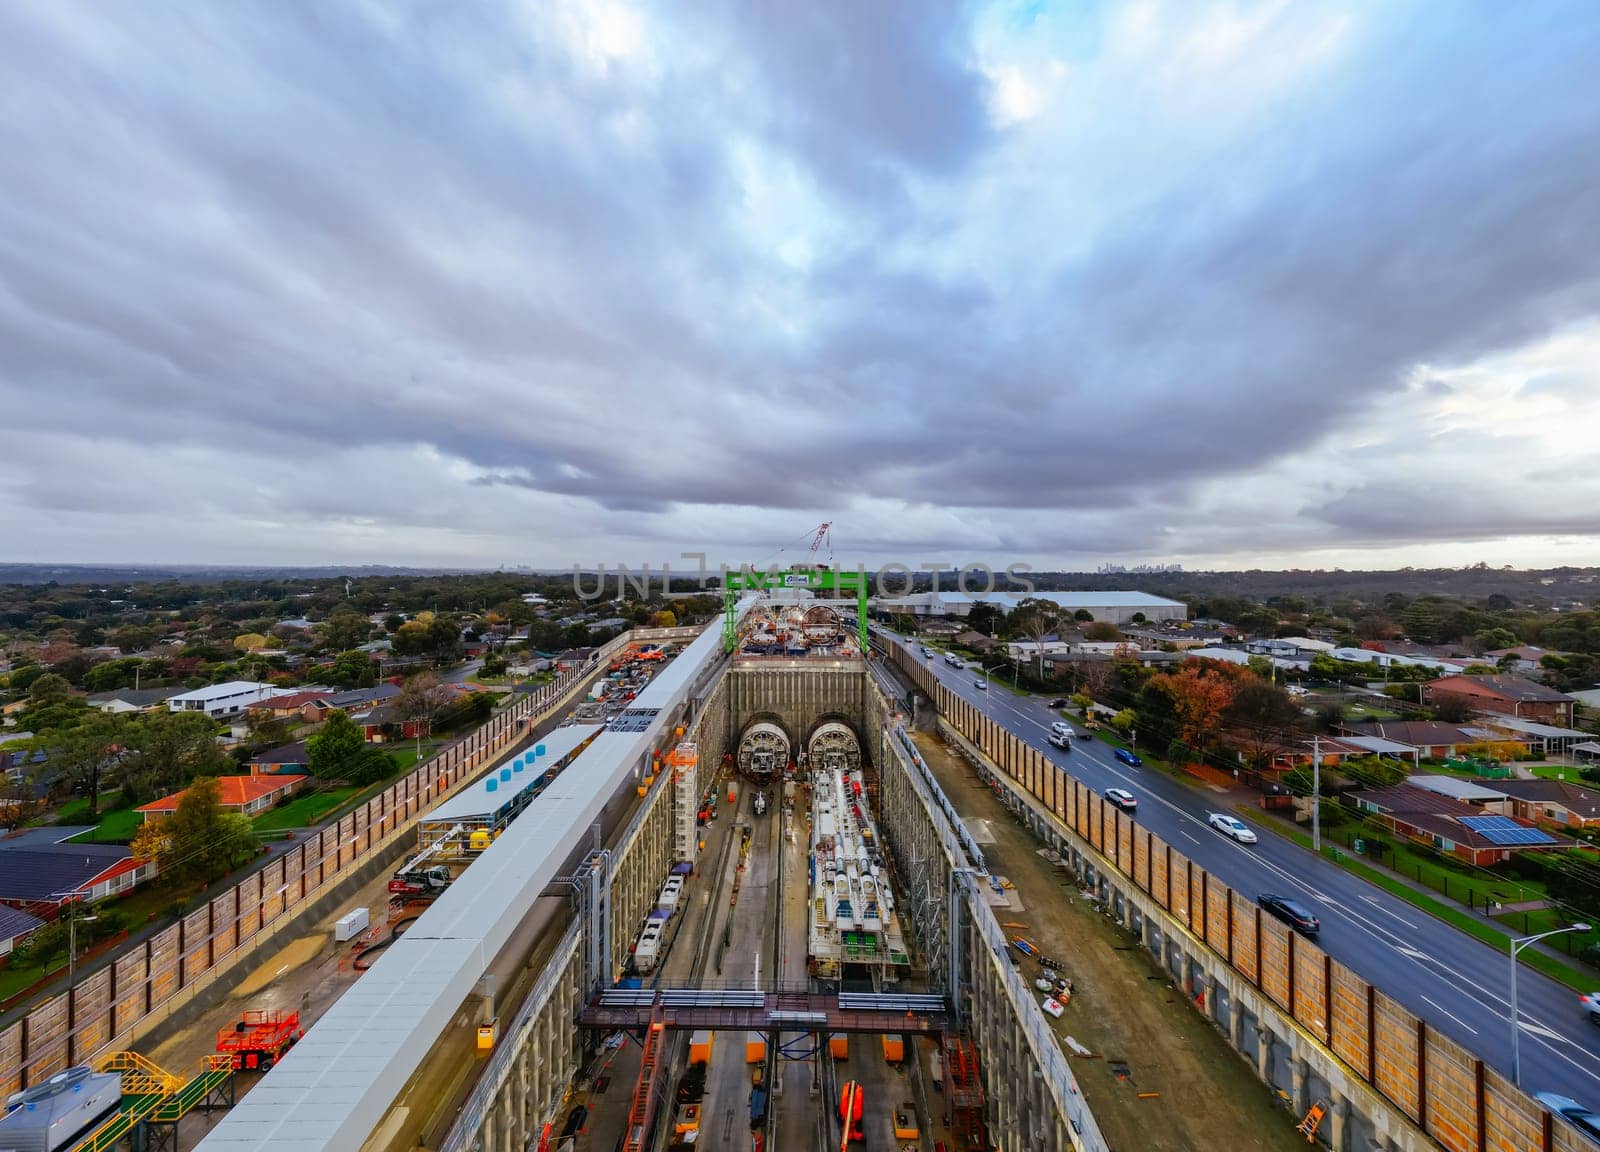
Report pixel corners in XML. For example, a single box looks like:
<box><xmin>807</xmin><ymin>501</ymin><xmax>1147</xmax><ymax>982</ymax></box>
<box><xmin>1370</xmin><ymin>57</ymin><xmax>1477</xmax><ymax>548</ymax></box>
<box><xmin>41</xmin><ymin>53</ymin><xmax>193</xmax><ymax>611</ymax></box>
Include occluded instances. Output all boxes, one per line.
<box><xmin>1311</xmin><ymin>735</ymin><xmax>1321</xmax><ymax>853</ymax></box>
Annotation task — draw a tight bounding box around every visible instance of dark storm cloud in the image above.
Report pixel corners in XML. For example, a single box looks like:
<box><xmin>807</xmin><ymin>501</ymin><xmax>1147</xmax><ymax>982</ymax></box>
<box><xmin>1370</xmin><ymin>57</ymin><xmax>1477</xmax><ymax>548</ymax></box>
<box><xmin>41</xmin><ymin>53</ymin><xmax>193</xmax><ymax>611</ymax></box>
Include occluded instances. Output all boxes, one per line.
<box><xmin>2</xmin><ymin>2</ymin><xmax>1600</xmax><ymax>564</ymax></box>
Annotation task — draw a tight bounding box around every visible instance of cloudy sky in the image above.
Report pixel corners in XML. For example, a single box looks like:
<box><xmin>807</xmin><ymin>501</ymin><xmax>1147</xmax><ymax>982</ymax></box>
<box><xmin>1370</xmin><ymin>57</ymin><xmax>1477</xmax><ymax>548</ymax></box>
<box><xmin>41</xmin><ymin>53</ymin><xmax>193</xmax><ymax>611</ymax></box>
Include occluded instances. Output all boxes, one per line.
<box><xmin>4</xmin><ymin>1</ymin><xmax>1600</xmax><ymax>572</ymax></box>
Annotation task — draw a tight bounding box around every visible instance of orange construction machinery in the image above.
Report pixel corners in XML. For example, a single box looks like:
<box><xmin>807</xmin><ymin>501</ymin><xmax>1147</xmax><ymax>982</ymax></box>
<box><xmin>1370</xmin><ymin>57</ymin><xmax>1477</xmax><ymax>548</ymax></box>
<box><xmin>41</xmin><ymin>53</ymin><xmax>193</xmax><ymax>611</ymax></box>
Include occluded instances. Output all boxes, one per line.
<box><xmin>216</xmin><ymin>1010</ymin><xmax>303</xmax><ymax>1072</ymax></box>
<box><xmin>838</xmin><ymin>1080</ymin><xmax>864</xmax><ymax>1148</ymax></box>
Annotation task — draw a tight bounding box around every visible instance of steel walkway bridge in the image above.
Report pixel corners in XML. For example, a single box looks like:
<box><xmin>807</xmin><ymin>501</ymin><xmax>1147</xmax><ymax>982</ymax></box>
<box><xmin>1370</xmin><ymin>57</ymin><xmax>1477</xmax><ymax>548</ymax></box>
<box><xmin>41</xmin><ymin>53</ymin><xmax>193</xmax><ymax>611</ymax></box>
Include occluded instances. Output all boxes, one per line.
<box><xmin>579</xmin><ymin>987</ymin><xmax>953</xmax><ymax>1035</ymax></box>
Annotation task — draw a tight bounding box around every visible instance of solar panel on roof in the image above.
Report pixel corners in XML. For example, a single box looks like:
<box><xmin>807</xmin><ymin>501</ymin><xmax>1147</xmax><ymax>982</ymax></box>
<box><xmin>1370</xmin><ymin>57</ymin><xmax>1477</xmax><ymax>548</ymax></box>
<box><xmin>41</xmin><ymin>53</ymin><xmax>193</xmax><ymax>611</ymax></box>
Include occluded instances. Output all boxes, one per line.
<box><xmin>1459</xmin><ymin>814</ymin><xmax>1558</xmax><ymax>846</ymax></box>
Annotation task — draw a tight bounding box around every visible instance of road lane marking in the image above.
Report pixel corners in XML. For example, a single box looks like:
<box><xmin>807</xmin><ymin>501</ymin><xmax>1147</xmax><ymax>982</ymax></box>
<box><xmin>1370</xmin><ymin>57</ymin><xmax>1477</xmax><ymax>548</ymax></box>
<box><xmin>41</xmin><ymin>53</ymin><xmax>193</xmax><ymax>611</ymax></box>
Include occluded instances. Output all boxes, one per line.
<box><xmin>1423</xmin><ymin>996</ymin><xmax>1479</xmax><ymax>1035</ymax></box>
<box><xmin>898</xmin><ymin>638</ymin><xmax>1600</xmax><ymax>1086</ymax></box>
<box><xmin>1360</xmin><ymin>893</ymin><xmax>1420</xmax><ymax>929</ymax></box>
<box><xmin>1182</xmin><ymin>831</ymin><xmax>1202</xmax><ymax>845</ymax></box>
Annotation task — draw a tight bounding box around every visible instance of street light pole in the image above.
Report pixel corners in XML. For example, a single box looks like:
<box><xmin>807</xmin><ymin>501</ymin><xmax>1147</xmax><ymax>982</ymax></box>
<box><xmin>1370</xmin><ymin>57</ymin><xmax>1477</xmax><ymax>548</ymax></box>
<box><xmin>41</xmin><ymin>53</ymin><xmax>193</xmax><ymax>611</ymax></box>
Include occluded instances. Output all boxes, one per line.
<box><xmin>1511</xmin><ymin>923</ymin><xmax>1592</xmax><ymax>1086</ymax></box>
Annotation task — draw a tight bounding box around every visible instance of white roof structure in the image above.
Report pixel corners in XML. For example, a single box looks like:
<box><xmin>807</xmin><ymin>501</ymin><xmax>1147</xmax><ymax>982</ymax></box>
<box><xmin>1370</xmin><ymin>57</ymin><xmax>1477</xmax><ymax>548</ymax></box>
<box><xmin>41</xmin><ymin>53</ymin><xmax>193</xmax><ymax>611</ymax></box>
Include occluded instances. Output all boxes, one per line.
<box><xmin>196</xmin><ymin>604</ymin><xmax>756</xmax><ymax>1152</ymax></box>
<box><xmin>896</xmin><ymin>590</ymin><xmax>1184</xmax><ymax>610</ymax></box>
<box><xmin>1340</xmin><ymin>735</ymin><xmax>1418</xmax><ymax>757</ymax></box>
<box><xmin>1405</xmin><ymin>775</ymin><xmax>1508</xmax><ymax>804</ymax></box>
<box><xmin>421</xmin><ymin>724</ymin><xmax>601</xmax><ymax>827</ymax></box>
<box><xmin>1473</xmin><ymin>715</ymin><xmax>1590</xmax><ymax>741</ymax></box>
<box><xmin>167</xmin><ymin>681</ymin><xmax>281</xmax><ymax>705</ymax></box>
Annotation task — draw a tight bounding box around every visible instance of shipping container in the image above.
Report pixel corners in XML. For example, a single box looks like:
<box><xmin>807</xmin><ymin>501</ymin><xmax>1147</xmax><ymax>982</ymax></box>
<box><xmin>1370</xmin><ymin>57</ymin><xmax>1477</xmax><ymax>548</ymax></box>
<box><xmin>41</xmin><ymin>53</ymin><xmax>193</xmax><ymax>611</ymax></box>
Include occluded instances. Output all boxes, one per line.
<box><xmin>745</xmin><ymin>1033</ymin><xmax>766</xmax><ymax>1064</ymax></box>
<box><xmin>829</xmin><ymin>1033</ymin><xmax>849</xmax><ymax>1060</ymax></box>
<box><xmin>689</xmin><ymin>1030</ymin><xmax>714</xmax><ymax>1066</ymax></box>
<box><xmin>880</xmin><ymin>1034</ymin><xmax>904</xmax><ymax>1064</ymax></box>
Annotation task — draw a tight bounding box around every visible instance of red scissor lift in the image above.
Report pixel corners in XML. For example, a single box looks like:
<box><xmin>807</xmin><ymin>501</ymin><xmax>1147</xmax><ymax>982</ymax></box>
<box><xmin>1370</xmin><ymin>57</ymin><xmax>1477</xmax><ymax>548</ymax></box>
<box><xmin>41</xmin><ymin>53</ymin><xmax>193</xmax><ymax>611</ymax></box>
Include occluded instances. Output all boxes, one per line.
<box><xmin>216</xmin><ymin>1010</ymin><xmax>303</xmax><ymax>1072</ymax></box>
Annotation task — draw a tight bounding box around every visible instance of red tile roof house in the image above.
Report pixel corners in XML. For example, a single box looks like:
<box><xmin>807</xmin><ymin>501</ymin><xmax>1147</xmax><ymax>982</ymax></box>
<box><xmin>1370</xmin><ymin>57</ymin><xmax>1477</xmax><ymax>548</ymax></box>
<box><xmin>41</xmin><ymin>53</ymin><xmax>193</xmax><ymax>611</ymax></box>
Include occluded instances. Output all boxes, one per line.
<box><xmin>247</xmin><ymin>690</ymin><xmax>336</xmax><ymax>724</ymax></box>
<box><xmin>1339</xmin><ymin>721</ymin><xmax>1483</xmax><ymax>761</ymax></box>
<box><xmin>1347</xmin><ymin>783</ymin><xmax>1570</xmax><ymax>866</ymax></box>
<box><xmin>137</xmin><ymin>771</ymin><xmax>304</xmax><ymax>822</ymax></box>
<box><xmin>1421</xmin><ymin>675</ymin><xmax>1576</xmax><ymax>726</ymax></box>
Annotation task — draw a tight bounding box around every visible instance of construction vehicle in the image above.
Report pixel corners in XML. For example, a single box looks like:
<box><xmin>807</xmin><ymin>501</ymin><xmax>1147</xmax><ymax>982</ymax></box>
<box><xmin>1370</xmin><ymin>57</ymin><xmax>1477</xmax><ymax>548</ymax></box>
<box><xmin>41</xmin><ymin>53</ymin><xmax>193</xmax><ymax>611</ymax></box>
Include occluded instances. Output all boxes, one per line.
<box><xmin>838</xmin><ymin>1080</ymin><xmax>865</xmax><ymax>1144</ymax></box>
<box><xmin>753</xmin><ymin>791</ymin><xmax>768</xmax><ymax>817</ymax></box>
<box><xmin>387</xmin><ymin>864</ymin><xmax>450</xmax><ymax>898</ymax></box>
<box><xmin>748</xmin><ymin>1085</ymin><xmax>768</xmax><ymax>1130</ymax></box>
<box><xmin>216</xmin><ymin>1010</ymin><xmax>303</xmax><ymax>1072</ymax></box>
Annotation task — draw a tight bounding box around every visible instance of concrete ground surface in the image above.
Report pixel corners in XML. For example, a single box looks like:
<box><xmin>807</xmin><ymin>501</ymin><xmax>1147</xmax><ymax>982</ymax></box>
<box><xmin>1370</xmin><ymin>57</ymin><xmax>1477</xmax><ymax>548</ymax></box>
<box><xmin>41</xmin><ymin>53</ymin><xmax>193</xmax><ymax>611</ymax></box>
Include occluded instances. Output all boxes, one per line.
<box><xmin>912</xmin><ymin>730</ymin><xmax>1312</xmax><ymax>1152</ymax></box>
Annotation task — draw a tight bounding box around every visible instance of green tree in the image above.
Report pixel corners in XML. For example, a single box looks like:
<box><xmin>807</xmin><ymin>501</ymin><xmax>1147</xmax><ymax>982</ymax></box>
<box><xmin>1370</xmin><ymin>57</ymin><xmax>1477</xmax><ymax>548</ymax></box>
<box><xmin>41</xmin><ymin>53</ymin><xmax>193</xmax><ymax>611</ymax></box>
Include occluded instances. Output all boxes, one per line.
<box><xmin>121</xmin><ymin>711</ymin><xmax>230</xmax><ymax>799</ymax></box>
<box><xmin>1084</xmin><ymin>621</ymin><xmax>1121</xmax><ymax>642</ymax></box>
<box><xmin>37</xmin><ymin>714</ymin><xmax>125</xmax><ymax>816</ymax></box>
<box><xmin>28</xmin><ymin>672</ymin><xmax>71</xmax><ymax>705</ymax></box>
<box><xmin>307</xmin><ymin>711</ymin><xmax>365</xmax><ymax>779</ymax></box>
<box><xmin>1072</xmin><ymin>609</ymin><xmax>1094</xmax><ymax>623</ymax></box>
<box><xmin>157</xmin><ymin>777</ymin><xmax>257</xmax><ymax>886</ymax></box>
<box><xmin>319</xmin><ymin>610</ymin><xmax>371</xmax><ymax>653</ymax></box>
<box><xmin>326</xmin><ymin>649</ymin><xmax>377</xmax><ymax>689</ymax></box>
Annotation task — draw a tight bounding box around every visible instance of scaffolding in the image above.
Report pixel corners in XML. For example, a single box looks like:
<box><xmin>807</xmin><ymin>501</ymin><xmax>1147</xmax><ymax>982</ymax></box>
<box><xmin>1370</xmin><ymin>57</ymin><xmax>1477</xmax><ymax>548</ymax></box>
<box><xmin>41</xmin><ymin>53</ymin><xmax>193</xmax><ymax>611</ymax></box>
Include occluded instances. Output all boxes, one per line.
<box><xmin>669</xmin><ymin>742</ymin><xmax>699</xmax><ymax>865</ymax></box>
<box><xmin>942</xmin><ymin>1033</ymin><xmax>988</xmax><ymax>1148</ymax></box>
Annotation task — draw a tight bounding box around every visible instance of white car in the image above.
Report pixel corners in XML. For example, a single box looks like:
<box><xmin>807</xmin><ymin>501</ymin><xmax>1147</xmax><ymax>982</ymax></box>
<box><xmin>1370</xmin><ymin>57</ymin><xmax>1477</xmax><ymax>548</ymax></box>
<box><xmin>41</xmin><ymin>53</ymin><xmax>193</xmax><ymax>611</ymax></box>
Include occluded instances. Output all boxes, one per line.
<box><xmin>1048</xmin><ymin>731</ymin><xmax>1072</xmax><ymax>750</ymax></box>
<box><xmin>1105</xmin><ymin>788</ymin><xmax>1138</xmax><ymax>813</ymax></box>
<box><xmin>1050</xmin><ymin>721</ymin><xmax>1076</xmax><ymax>739</ymax></box>
<box><xmin>920</xmin><ymin>646</ymin><xmax>935</xmax><ymax>657</ymax></box>
<box><xmin>1581</xmin><ymin>992</ymin><xmax>1600</xmax><ymax>1025</ymax></box>
<box><xmin>974</xmin><ymin>679</ymin><xmax>989</xmax><ymax>690</ymax></box>
<box><xmin>1207</xmin><ymin>813</ymin><xmax>1258</xmax><ymax>844</ymax></box>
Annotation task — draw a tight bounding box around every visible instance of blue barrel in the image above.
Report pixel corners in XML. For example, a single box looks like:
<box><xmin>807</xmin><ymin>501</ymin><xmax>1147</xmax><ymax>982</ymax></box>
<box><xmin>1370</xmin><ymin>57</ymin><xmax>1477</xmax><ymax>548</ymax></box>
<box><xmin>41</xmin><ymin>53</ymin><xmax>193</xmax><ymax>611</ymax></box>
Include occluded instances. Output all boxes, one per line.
<box><xmin>486</xmin><ymin>777</ymin><xmax>499</xmax><ymax>792</ymax></box>
<box><xmin>500</xmin><ymin>768</ymin><xmax>512</xmax><ymax>782</ymax></box>
<box><xmin>535</xmin><ymin>743</ymin><xmax>546</xmax><ymax>757</ymax></box>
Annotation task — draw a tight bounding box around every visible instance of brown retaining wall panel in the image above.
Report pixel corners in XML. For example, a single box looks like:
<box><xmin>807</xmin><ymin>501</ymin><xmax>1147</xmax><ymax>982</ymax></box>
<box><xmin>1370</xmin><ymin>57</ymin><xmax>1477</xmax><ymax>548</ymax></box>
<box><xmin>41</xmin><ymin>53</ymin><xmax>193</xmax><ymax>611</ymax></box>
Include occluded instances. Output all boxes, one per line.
<box><xmin>1373</xmin><ymin>991</ymin><xmax>1423</xmax><ymax>1122</ymax></box>
<box><xmin>1205</xmin><ymin>876</ymin><xmax>1231</xmax><ymax>957</ymax></box>
<box><xmin>1483</xmin><ymin>1064</ymin><xmax>1546</xmax><ymax>1152</ymax></box>
<box><xmin>1258</xmin><ymin>916</ymin><xmax>1293</xmax><ymax>1011</ymax></box>
<box><xmin>1328</xmin><ymin>958</ymin><xmax>1371</xmax><ymax>1074</ymax></box>
<box><xmin>1168</xmin><ymin>849</ymin><xmax>1192</xmax><ymax>929</ymax></box>
<box><xmin>1291</xmin><ymin>937</ymin><xmax>1329</xmax><ymax>1043</ymax></box>
<box><xmin>1423</xmin><ymin>1027</ymin><xmax>1481</xmax><ymax>1152</ymax></box>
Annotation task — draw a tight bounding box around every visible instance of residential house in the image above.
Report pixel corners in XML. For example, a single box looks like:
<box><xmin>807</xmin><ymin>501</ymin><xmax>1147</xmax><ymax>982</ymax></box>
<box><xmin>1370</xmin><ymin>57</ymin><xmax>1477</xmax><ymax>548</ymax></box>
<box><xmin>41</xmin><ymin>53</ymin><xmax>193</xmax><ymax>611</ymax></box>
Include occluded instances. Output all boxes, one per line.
<box><xmin>246</xmin><ymin>741</ymin><xmax>311</xmax><ymax>776</ymax></box>
<box><xmin>1422</xmin><ymin>675</ymin><xmax>1576</xmax><ymax>726</ymax></box>
<box><xmin>86</xmin><ymin>687</ymin><xmax>182</xmax><ymax>715</ymax></box>
<box><xmin>326</xmin><ymin>684</ymin><xmax>401</xmax><ymax>719</ymax></box>
<box><xmin>361</xmin><ymin>703</ymin><xmax>424</xmax><ymax>742</ymax></box>
<box><xmin>1245</xmin><ymin>637</ymin><xmax>1335</xmax><ymax>659</ymax></box>
<box><xmin>1328</xmin><ymin>647</ymin><xmax>1467</xmax><ymax>675</ymax></box>
<box><xmin>1346</xmin><ymin>783</ymin><xmax>1566</xmax><ymax>865</ymax></box>
<box><xmin>0</xmin><ymin>905</ymin><xmax>43</xmax><ymax>958</ymax></box>
<box><xmin>0</xmin><ymin>841</ymin><xmax>157</xmax><ymax>917</ymax></box>
<box><xmin>1187</xmin><ymin>646</ymin><xmax>1308</xmax><ymax>672</ymax></box>
<box><xmin>1490</xmin><ymin>779</ymin><xmax>1600</xmax><ymax>830</ymax></box>
<box><xmin>136</xmin><ymin>770</ymin><xmax>303</xmax><ymax>822</ymax></box>
<box><xmin>554</xmin><ymin>648</ymin><xmax>597</xmax><ymax>671</ymax></box>
<box><xmin>1403</xmin><ymin>775</ymin><xmax>1513</xmax><ymax>813</ymax></box>
<box><xmin>248</xmin><ymin>689</ymin><xmax>336</xmax><ymax>724</ymax></box>
<box><xmin>1341</xmin><ymin>721</ymin><xmax>1486</xmax><ymax>761</ymax></box>
<box><xmin>168</xmin><ymin>681</ymin><xmax>286</xmax><ymax>718</ymax></box>
<box><xmin>1266</xmin><ymin>736</ymin><xmax>1380</xmax><ymax>773</ymax></box>
<box><xmin>1483</xmin><ymin>646</ymin><xmax>1559</xmax><ymax>675</ymax></box>
<box><xmin>1466</xmin><ymin>715</ymin><xmax>1589</xmax><ymax>758</ymax></box>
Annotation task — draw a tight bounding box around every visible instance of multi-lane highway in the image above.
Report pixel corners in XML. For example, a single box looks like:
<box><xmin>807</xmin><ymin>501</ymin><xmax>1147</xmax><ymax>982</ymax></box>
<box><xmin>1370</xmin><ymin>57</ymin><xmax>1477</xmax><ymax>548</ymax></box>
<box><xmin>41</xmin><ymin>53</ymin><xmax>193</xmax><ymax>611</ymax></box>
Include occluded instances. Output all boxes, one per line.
<box><xmin>871</xmin><ymin>627</ymin><xmax>1600</xmax><ymax>1111</ymax></box>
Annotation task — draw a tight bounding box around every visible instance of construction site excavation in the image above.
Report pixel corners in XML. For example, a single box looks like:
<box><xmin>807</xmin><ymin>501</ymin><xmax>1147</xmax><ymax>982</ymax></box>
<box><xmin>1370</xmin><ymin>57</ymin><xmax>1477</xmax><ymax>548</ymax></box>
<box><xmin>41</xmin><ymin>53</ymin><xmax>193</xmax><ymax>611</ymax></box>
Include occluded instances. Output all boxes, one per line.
<box><xmin>25</xmin><ymin>570</ymin><xmax>1309</xmax><ymax>1152</ymax></box>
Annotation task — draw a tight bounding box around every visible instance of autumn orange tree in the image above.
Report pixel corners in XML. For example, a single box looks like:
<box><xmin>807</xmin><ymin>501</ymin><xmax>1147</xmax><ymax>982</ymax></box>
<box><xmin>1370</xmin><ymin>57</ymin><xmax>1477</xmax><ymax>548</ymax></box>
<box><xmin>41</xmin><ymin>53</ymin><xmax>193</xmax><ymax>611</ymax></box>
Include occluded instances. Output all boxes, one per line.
<box><xmin>1147</xmin><ymin>661</ymin><xmax>1245</xmax><ymax>754</ymax></box>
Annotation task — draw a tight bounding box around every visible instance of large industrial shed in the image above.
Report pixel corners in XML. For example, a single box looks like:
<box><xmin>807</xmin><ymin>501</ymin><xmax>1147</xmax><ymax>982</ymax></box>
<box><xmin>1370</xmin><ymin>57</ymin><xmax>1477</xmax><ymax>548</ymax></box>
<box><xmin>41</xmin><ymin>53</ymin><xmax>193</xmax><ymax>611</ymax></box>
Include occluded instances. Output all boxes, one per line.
<box><xmin>873</xmin><ymin>590</ymin><xmax>1187</xmax><ymax>625</ymax></box>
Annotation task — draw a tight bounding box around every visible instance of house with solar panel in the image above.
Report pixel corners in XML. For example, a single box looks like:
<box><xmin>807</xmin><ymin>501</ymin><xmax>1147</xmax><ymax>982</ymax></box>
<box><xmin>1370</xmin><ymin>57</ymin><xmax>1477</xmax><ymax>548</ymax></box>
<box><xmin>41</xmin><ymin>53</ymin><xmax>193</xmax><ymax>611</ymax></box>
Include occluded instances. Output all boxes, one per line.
<box><xmin>1346</xmin><ymin>782</ymin><xmax>1572</xmax><ymax>865</ymax></box>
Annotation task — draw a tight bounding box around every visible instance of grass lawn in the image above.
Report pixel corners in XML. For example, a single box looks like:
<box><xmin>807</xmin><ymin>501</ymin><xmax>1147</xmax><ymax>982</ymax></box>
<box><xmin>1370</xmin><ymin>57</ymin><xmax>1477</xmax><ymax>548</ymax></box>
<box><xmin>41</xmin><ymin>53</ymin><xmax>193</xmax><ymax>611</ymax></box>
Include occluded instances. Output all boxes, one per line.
<box><xmin>1342</xmin><ymin>702</ymin><xmax>1400</xmax><ymax>721</ymax></box>
<box><xmin>51</xmin><ymin>792</ymin><xmax>124</xmax><ymax>825</ymax></box>
<box><xmin>1238</xmin><ymin>808</ymin><xmax>1595</xmax><ymax>991</ymax></box>
<box><xmin>0</xmin><ymin>962</ymin><xmax>51</xmax><ymax>1004</ymax></box>
<box><xmin>1527</xmin><ymin>763</ymin><xmax>1588</xmax><ymax>782</ymax></box>
<box><xmin>68</xmin><ymin>808</ymin><xmax>143</xmax><ymax>844</ymax></box>
<box><xmin>252</xmin><ymin>785</ymin><xmax>362</xmax><ymax>832</ymax></box>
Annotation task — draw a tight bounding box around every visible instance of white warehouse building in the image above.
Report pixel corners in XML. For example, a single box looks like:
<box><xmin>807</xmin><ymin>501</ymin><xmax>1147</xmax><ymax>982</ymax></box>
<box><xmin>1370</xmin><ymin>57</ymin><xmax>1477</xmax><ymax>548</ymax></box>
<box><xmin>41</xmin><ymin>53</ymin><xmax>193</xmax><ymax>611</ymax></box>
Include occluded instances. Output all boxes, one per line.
<box><xmin>168</xmin><ymin>680</ymin><xmax>286</xmax><ymax>718</ymax></box>
<box><xmin>873</xmin><ymin>590</ymin><xmax>1187</xmax><ymax>625</ymax></box>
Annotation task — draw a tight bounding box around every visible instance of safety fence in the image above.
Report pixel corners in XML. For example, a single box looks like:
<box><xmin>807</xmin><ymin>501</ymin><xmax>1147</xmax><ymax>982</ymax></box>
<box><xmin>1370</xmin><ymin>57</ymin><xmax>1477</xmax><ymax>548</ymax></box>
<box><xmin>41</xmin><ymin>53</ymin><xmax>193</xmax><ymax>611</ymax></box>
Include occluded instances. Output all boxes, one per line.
<box><xmin>0</xmin><ymin>630</ymin><xmax>652</xmax><ymax>1095</ymax></box>
<box><xmin>884</xmin><ymin>639</ymin><xmax>1584</xmax><ymax>1152</ymax></box>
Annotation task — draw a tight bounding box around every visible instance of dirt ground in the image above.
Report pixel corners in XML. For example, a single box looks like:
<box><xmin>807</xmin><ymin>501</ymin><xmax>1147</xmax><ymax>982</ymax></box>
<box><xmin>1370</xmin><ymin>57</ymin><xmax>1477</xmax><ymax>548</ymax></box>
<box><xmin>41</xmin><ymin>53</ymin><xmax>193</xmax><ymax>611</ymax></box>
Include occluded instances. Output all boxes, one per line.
<box><xmin>912</xmin><ymin>731</ymin><xmax>1310</xmax><ymax>1152</ymax></box>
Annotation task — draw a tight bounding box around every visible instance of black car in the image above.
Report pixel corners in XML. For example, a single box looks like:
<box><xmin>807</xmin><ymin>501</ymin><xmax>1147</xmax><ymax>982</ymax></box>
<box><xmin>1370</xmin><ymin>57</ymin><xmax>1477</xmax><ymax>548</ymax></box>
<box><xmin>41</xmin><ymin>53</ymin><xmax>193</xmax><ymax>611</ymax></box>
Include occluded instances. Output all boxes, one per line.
<box><xmin>1257</xmin><ymin>893</ymin><xmax>1320</xmax><ymax>935</ymax></box>
<box><xmin>1047</xmin><ymin>698</ymin><xmax>1069</xmax><ymax>708</ymax></box>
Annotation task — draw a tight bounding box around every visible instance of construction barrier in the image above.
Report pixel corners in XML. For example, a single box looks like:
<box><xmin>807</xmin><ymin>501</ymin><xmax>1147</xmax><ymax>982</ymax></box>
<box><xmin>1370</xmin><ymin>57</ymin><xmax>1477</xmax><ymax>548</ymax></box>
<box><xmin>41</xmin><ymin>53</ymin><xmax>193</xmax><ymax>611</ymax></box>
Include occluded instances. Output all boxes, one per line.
<box><xmin>882</xmin><ymin>638</ymin><xmax>1584</xmax><ymax>1152</ymax></box>
<box><xmin>0</xmin><ymin>629</ymin><xmax>704</xmax><ymax>1095</ymax></box>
